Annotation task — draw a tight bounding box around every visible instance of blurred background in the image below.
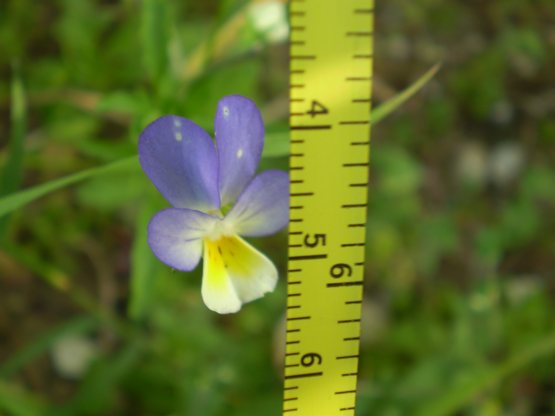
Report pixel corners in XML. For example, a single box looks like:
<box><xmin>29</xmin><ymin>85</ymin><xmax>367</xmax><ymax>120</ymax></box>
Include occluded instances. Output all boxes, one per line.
<box><xmin>1</xmin><ymin>0</ymin><xmax>554</xmax><ymax>415</ymax></box>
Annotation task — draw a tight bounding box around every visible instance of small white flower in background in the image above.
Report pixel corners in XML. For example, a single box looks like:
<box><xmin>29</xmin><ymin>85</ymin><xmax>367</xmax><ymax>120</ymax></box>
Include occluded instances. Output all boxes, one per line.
<box><xmin>489</xmin><ymin>142</ymin><xmax>524</xmax><ymax>187</ymax></box>
<box><xmin>51</xmin><ymin>335</ymin><xmax>98</xmax><ymax>379</ymax></box>
<box><xmin>249</xmin><ymin>1</ymin><xmax>288</xmax><ymax>43</ymax></box>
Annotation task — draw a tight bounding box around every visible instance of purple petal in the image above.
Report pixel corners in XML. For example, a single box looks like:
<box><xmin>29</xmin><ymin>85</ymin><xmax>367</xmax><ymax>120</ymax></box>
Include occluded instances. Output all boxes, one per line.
<box><xmin>224</xmin><ymin>170</ymin><xmax>289</xmax><ymax>237</ymax></box>
<box><xmin>148</xmin><ymin>208</ymin><xmax>219</xmax><ymax>271</ymax></box>
<box><xmin>139</xmin><ymin>115</ymin><xmax>220</xmax><ymax>211</ymax></box>
<box><xmin>214</xmin><ymin>95</ymin><xmax>264</xmax><ymax>206</ymax></box>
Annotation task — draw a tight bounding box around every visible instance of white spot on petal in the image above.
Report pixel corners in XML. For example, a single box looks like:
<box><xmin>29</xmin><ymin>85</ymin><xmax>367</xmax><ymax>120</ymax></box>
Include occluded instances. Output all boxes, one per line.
<box><xmin>236</xmin><ymin>148</ymin><xmax>244</xmax><ymax>159</ymax></box>
<box><xmin>175</xmin><ymin>132</ymin><xmax>183</xmax><ymax>141</ymax></box>
<box><xmin>173</xmin><ymin>118</ymin><xmax>182</xmax><ymax>127</ymax></box>
<box><xmin>223</xmin><ymin>106</ymin><xmax>230</xmax><ymax>118</ymax></box>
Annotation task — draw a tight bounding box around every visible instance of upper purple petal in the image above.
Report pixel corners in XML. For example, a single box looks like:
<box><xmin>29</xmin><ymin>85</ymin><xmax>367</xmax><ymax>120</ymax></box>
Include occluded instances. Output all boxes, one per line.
<box><xmin>223</xmin><ymin>170</ymin><xmax>289</xmax><ymax>237</ymax></box>
<box><xmin>148</xmin><ymin>208</ymin><xmax>219</xmax><ymax>271</ymax></box>
<box><xmin>139</xmin><ymin>115</ymin><xmax>220</xmax><ymax>211</ymax></box>
<box><xmin>214</xmin><ymin>95</ymin><xmax>264</xmax><ymax>206</ymax></box>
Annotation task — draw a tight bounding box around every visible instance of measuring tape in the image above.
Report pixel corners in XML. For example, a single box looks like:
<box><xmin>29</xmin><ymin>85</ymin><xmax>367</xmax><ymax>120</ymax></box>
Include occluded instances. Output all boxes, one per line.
<box><xmin>283</xmin><ymin>0</ymin><xmax>374</xmax><ymax>414</ymax></box>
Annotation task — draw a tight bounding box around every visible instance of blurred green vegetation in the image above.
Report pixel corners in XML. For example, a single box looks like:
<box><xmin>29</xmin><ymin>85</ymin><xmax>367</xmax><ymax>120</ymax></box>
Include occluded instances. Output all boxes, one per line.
<box><xmin>0</xmin><ymin>0</ymin><xmax>554</xmax><ymax>415</ymax></box>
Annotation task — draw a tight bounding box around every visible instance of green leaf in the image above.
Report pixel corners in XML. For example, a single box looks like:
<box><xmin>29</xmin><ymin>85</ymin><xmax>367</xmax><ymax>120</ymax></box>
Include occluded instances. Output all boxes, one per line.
<box><xmin>0</xmin><ymin>156</ymin><xmax>139</xmax><ymax>219</ymax></box>
<box><xmin>416</xmin><ymin>331</ymin><xmax>555</xmax><ymax>416</ymax></box>
<box><xmin>371</xmin><ymin>63</ymin><xmax>441</xmax><ymax>125</ymax></box>
<box><xmin>0</xmin><ymin>381</ymin><xmax>46</xmax><ymax>416</ymax></box>
<box><xmin>0</xmin><ymin>316</ymin><xmax>98</xmax><ymax>378</ymax></box>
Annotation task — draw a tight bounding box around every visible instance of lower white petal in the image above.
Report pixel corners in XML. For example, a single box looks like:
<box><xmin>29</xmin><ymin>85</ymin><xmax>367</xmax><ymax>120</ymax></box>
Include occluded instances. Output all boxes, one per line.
<box><xmin>201</xmin><ymin>235</ymin><xmax>278</xmax><ymax>314</ymax></box>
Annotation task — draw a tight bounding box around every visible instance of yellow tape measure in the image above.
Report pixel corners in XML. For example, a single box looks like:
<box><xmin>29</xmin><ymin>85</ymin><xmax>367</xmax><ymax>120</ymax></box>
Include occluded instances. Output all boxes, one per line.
<box><xmin>283</xmin><ymin>0</ymin><xmax>374</xmax><ymax>414</ymax></box>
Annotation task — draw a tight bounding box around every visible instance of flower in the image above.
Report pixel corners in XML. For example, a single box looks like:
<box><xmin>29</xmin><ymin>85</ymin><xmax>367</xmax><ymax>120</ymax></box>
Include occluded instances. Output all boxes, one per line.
<box><xmin>138</xmin><ymin>95</ymin><xmax>289</xmax><ymax>314</ymax></box>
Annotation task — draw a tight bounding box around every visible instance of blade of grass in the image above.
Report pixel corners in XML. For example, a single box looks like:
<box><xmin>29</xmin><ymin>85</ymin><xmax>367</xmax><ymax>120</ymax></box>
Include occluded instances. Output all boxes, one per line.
<box><xmin>0</xmin><ymin>156</ymin><xmax>139</xmax><ymax>219</ymax></box>
<box><xmin>0</xmin><ymin>63</ymin><xmax>27</xmax><ymax>237</ymax></box>
<box><xmin>0</xmin><ymin>65</ymin><xmax>441</xmax><ymax>213</ymax></box>
<box><xmin>416</xmin><ymin>331</ymin><xmax>555</xmax><ymax>416</ymax></box>
<box><xmin>371</xmin><ymin>63</ymin><xmax>441</xmax><ymax>125</ymax></box>
<box><xmin>260</xmin><ymin>64</ymin><xmax>441</xmax><ymax>158</ymax></box>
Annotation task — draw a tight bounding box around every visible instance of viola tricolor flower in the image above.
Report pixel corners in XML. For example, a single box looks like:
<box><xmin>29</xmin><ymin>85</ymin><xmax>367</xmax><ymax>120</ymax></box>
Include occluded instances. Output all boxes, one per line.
<box><xmin>138</xmin><ymin>95</ymin><xmax>289</xmax><ymax>314</ymax></box>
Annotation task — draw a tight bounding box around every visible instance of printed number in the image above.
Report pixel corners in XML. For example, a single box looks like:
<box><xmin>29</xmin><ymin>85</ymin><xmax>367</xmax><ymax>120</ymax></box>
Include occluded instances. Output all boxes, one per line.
<box><xmin>301</xmin><ymin>353</ymin><xmax>323</xmax><ymax>367</ymax></box>
<box><xmin>307</xmin><ymin>100</ymin><xmax>329</xmax><ymax>117</ymax></box>
<box><xmin>304</xmin><ymin>233</ymin><xmax>326</xmax><ymax>248</ymax></box>
<box><xmin>330</xmin><ymin>263</ymin><xmax>352</xmax><ymax>278</ymax></box>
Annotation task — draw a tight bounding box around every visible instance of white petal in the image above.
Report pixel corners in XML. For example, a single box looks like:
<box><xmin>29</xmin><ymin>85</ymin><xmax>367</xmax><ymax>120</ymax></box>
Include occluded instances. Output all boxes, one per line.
<box><xmin>201</xmin><ymin>235</ymin><xmax>278</xmax><ymax>314</ymax></box>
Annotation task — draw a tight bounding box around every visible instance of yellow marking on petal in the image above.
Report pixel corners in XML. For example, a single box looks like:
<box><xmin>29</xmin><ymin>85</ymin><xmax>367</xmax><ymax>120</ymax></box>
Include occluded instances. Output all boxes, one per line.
<box><xmin>202</xmin><ymin>238</ymin><xmax>241</xmax><ymax>313</ymax></box>
<box><xmin>174</xmin><ymin>131</ymin><xmax>183</xmax><ymax>141</ymax></box>
<box><xmin>201</xmin><ymin>235</ymin><xmax>278</xmax><ymax>313</ymax></box>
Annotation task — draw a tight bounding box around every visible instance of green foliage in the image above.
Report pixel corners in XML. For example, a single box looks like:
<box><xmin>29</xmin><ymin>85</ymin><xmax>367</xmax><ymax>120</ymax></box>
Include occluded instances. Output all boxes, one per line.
<box><xmin>0</xmin><ymin>0</ymin><xmax>554</xmax><ymax>415</ymax></box>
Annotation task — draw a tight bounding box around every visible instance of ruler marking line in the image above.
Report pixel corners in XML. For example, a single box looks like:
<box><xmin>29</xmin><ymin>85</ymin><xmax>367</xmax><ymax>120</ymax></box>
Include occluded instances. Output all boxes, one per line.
<box><xmin>343</xmin><ymin>162</ymin><xmax>369</xmax><ymax>167</ymax></box>
<box><xmin>291</xmin><ymin>124</ymin><xmax>331</xmax><ymax>130</ymax></box>
<box><xmin>335</xmin><ymin>390</ymin><xmax>357</xmax><ymax>395</ymax></box>
<box><xmin>342</xmin><ymin>203</ymin><xmax>368</xmax><ymax>208</ymax></box>
<box><xmin>327</xmin><ymin>281</ymin><xmax>364</xmax><ymax>288</ymax></box>
<box><xmin>289</xmin><ymin>254</ymin><xmax>327</xmax><ymax>261</ymax></box>
<box><xmin>346</xmin><ymin>31</ymin><xmax>373</xmax><ymax>37</ymax></box>
<box><xmin>336</xmin><ymin>354</ymin><xmax>359</xmax><ymax>360</ymax></box>
<box><xmin>354</xmin><ymin>8</ymin><xmax>374</xmax><ymax>14</ymax></box>
<box><xmin>284</xmin><ymin>372</ymin><xmax>323</xmax><ymax>380</ymax></box>
<box><xmin>340</xmin><ymin>120</ymin><xmax>370</xmax><ymax>125</ymax></box>
<box><xmin>338</xmin><ymin>319</ymin><xmax>361</xmax><ymax>324</ymax></box>
<box><xmin>287</xmin><ymin>316</ymin><xmax>311</xmax><ymax>321</ymax></box>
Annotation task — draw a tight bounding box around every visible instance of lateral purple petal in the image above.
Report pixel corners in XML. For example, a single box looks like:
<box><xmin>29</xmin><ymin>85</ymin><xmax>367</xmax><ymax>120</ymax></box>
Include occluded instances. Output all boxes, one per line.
<box><xmin>224</xmin><ymin>170</ymin><xmax>289</xmax><ymax>237</ymax></box>
<box><xmin>139</xmin><ymin>115</ymin><xmax>220</xmax><ymax>211</ymax></box>
<box><xmin>148</xmin><ymin>208</ymin><xmax>219</xmax><ymax>271</ymax></box>
<box><xmin>214</xmin><ymin>95</ymin><xmax>264</xmax><ymax>206</ymax></box>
